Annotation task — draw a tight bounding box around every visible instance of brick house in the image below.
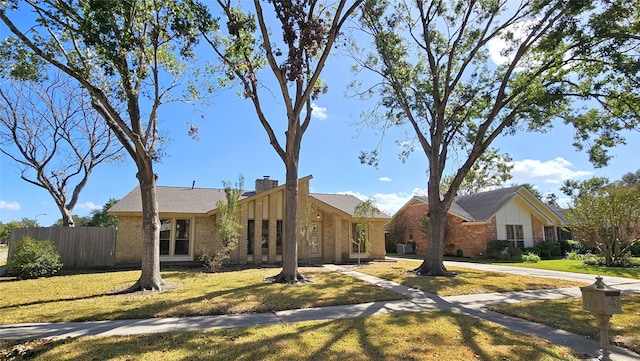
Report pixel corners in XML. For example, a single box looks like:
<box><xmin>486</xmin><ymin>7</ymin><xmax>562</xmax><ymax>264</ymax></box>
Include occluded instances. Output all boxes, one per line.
<box><xmin>108</xmin><ymin>175</ymin><xmax>389</xmax><ymax>266</ymax></box>
<box><xmin>392</xmin><ymin>186</ymin><xmax>568</xmax><ymax>258</ymax></box>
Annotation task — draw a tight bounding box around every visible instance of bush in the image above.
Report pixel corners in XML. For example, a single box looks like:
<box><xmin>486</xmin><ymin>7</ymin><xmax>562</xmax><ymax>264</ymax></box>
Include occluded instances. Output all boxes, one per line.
<box><xmin>583</xmin><ymin>253</ymin><xmax>604</xmax><ymax>266</ymax></box>
<box><xmin>537</xmin><ymin>241</ymin><xmax>562</xmax><ymax>259</ymax></box>
<box><xmin>522</xmin><ymin>252</ymin><xmax>541</xmax><ymax>263</ymax></box>
<box><xmin>7</xmin><ymin>236</ymin><xmax>63</xmax><ymax>279</ymax></box>
<box><xmin>524</xmin><ymin>246</ymin><xmax>541</xmax><ymax>256</ymax></box>
<box><xmin>199</xmin><ymin>244</ymin><xmax>236</xmax><ymax>273</ymax></box>
<box><xmin>630</xmin><ymin>242</ymin><xmax>640</xmax><ymax>257</ymax></box>
<box><xmin>486</xmin><ymin>240</ymin><xmax>511</xmax><ymax>259</ymax></box>
<box><xmin>566</xmin><ymin>251</ymin><xmax>584</xmax><ymax>260</ymax></box>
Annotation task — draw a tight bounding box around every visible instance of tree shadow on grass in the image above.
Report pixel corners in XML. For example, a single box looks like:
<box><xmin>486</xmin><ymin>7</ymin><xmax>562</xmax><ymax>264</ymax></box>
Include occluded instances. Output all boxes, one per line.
<box><xmin>3</xmin><ymin>310</ymin><xmax>584</xmax><ymax>361</ymax></box>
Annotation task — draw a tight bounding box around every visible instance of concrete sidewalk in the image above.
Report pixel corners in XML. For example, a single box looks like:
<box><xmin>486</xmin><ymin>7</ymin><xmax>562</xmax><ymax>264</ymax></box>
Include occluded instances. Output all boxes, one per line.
<box><xmin>1</xmin><ymin>261</ymin><xmax>639</xmax><ymax>360</ymax></box>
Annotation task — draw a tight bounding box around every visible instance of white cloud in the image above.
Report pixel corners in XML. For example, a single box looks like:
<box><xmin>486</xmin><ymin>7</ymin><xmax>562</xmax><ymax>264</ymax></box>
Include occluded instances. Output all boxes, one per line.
<box><xmin>75</xmin><ymin>202</ymin><xmax>101</xmax><ymax>211</ymax></box>
<box><xmin>379</xmin><ymin>177</ymin><xmax>392</xmax><ymax>182</ymax></box>
<box><xmin>0</xmin><ymin>201</ymin><xmax>20</xmax><ymax>211</ymax></box>
<box><xmin>311</xmin><ymin>103</ymin><xmax>327</xmax><ymax>120</ymax></box>
<box><xmin>509</xmin><ymin>157</ymin><xmax>592</xmax><ymax>184</ymax></box>
<box><xmin>339</xmin><ymin>187</ymin><xmax>427</xmax><ymax>216</ymax></box>
<box><xmin>487</xmin><ymin>20</ymin><xmax>538</xmax><ymax>68</ymax></box>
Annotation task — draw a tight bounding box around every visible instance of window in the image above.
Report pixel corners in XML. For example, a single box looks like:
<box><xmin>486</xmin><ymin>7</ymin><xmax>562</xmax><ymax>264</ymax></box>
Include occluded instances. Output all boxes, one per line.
<box><xmin>506</xmin><ymin>224</ymin><xmax>524</xmax><ymax>248</ymax></box>
<box><xmin>159</xmin><ymin>218</ymin><xmax>191</xmax><ymax>257</ymax></box>
<box><xmin>247</xmin><ymin>220</ymin><xmax>254</xmax><ymax>255</ymax></box>
<box><xmin>160</xmin><ymin>219</ymin><xmax>171</xmax><ymax>256</ymax></box>
<box><xmin>276</xmin><ymin>220</ymin><xmax>283</xmax><ymax>254</ymax></box>
<box><xmin>544</xmin><ymin>226</ymin><xmax>556</xmax><ymax>242</ymax></box>
<box><xmin>174</xmin><ymin>220</ymin><xmax>190</xmax><ymax>255</ymax></box>
<box><xmin>262</xmin><ymin>220</ymin><xmax>269</xmax><ymax>253</ymax></box>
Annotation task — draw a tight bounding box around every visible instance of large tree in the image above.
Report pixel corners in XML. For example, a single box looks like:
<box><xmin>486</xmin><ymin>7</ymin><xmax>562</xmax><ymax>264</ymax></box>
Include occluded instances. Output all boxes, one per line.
<box><xmin>564</xmin><ymin>177</ymin><xmax>640</xmax><ymax>267</ymax></box>
<box><xmin>200</xmin><ymin>0</ymin><xmax>363</xmax><ymax>283</ymax></box>
<box><xmin>0</xmin><ymin>0</ymin><xmax>214</xmax><ymax>290</ymax></box>
<box><xmin>355</xmin><ymin>0</ymin><xmax>639</xmax><ymax>276</ymax></box>
<box><xmin>0</xmin><ymin>71</ymin><xmax>122</xmax><ymax>227</ymax></box>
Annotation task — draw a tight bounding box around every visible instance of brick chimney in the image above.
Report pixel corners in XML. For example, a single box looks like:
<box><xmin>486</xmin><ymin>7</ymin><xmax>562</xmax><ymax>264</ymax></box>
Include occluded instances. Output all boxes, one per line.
<box><xmin>255</xmin><ymin>176</ymin><xmax>278</xmax><ymax>193</ymax></box>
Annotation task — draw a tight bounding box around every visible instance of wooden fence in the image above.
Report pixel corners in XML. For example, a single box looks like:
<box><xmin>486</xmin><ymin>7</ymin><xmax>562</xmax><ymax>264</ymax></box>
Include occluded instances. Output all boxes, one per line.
<box><xmin>8</xmin><ymin>227</ymin><xmax>116</xmax><ymax>269</ymax></box>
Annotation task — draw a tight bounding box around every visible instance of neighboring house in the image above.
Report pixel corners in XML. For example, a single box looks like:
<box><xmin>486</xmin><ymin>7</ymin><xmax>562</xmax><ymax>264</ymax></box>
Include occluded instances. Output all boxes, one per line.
<box><xmin>108</xmin><ymin>175</ymin><xmax>390</xmax><ymax>266</ymax></box>
<box><xmin>392</xmin><ymin>186</ymin><xmax>569</xmax><ymax>258</ymax></box>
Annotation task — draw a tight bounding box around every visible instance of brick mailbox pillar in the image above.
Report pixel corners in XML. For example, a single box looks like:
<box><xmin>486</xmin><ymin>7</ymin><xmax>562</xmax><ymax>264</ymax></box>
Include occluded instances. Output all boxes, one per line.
<box><xmin>579</xmin><ymin>276</ymin><xmax>622</xmax><ymax>361</ymax></box>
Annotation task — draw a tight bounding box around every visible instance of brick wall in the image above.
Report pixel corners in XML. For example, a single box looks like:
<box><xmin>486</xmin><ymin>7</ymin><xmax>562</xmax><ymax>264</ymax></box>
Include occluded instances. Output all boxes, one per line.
<box><xmin>531</xmin><ymin>214</ymin><xmax>544</xmax><ymax>245</ymax></box>
<box><xmin>396</xmin><ymin>201</ymin><xmax>492</xmax><ymax>258</ymax></box>
<box><xmin>399</xmin><ymin>203</ymin><xmax>429</xmax><ymax>253</ymax></box>
<box><xmin>368</xmin><ymin>220</ymin><xmax>386</xmax><ymax>259</ymax></box>
<box><xmin>193</xmin><ymin>216</ymin><xmax>217</xmax><ymax>260</ymax></box>
<box><xmin>114</xmin><ymin>215</ymin><xmax>143</xmax><ymax>264</ymax></box>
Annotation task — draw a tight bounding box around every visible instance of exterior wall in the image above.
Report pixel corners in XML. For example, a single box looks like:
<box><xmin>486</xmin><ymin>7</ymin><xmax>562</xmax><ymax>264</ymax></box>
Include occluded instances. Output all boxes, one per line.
<box><xmin>399</xmin><ymin>203</ymin><xmax>429</xmax><ymax>253</ymax></box>
<box><xmin>113</xmin><ymin>177</ymin><xmax>388</xmax><ymax>266</ymax></box>
<box><xmin>114</xmin><ymin>216</ymin><xmax>143</xmax><ymax>264</ymax></box>
<box><xmin>192</xmin><ymin>216</ymin><xmax>218</xmax><ymax>260</ymax></box>
<box><xmin>367</xmin><ymin>220</ymin><xmax>386</xmax><ymax>259</ymax></box>
<box><xmin>445</xmin><ymin>215</ymin><xmax>489</xmax><ymax>258</ymax></box>
<box><xmin>531</xmin><ymin>214</ymin><xmax>544</xmax><ymax>245</ymax></box>
<box><xmin>114</xmin><ymin>214</ymin><xmax>215</xmax><ymax>265</ymax></box>
<box><xmin>495</xmin><ymin>200</ymin><xmax>535</xmax><ymax>248</ymax></box>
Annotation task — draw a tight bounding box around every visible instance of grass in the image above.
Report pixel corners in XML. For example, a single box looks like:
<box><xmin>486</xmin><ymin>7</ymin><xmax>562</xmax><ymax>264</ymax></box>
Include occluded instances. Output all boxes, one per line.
<box><xmin>357</xmin><ymin>260</ymin><xmax>586</xmax><ymax>296</ymax></box>
<box><xmin>489</xmin><ymin>293</ymin><xmax>640</xmax><ymax>354</ymax></box>
<box><xmin>491</xmin><ymin>258</ymin><xmax>640</xmax><ymax>279</ymax></box>
<box><xmin>0</xmin><ymin>245</ymin><xmax>7</xmax><ymax>267</ymax></box>
<box><xmin>0</xmin><ymin>266</ymin><xmax>402</xmax><ymax>324</ymax></box>
<box><xmin>0</xmin><ymin>310</ymin><xmax>584</xmax><ymax>361</ymax></box>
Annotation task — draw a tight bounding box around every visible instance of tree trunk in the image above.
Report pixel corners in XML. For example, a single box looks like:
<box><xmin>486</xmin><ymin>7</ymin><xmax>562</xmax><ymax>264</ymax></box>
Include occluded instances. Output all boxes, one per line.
<box><xmin>268</xmin><ymin>153</ymin><xmax>308</xmax><ymax>284</ymax></box>
<box><xmin>61</xmin><ymin>207</ymin><xmax>75</xmax><ymax>227</ymax></box>
<box><xmin>413</xmin><ymin>177</ymin><xmax>456</xmax><ymax>277</ymax></box>
<box><xmin>127</xmin><ymin>160</ymin><xmax>165</xmax><ymax>291</ymax></box>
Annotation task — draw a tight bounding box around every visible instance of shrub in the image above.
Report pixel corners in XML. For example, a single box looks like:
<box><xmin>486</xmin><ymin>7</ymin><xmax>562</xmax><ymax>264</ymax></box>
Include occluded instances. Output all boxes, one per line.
<box><xmin>583</xmin><ymin>253</ymin><xmax>604</xmax><ymax>266</ymax></box>
<box><xmin>630</xmin><ymin>242</ymin><xmax>640</xmax><ymax>257</ymax></box>
<box><xmin>566</xmin><ymin>251</ymin><xmax>584</xmax><ymax>260</ymax></box>
<box><xmin>485</xmin><ymin>240</ymin><xmax>523</xmax><ymax>261</ymax></box>
<box><xmin>524</xmin><ymin>246</ymin><xmax>541</xmax><ymax>256</ymax></box>
<box><xmin>199</xmin><ymin>243</ymin><xmax>237</xmax><ymax>273</ymax></box>
<box><xmin>7</xmin><ymin>236</ymin><xmax>63</xmax><ymax>279</ymax></box>
<box><xmin>486</xmin><ymin>240</ymin><xmax>510</xmax><ymax>259</ymax></box>
<box><xmin>522</xmin><ymin>252</ymin><xmax>541</xmax><ymax>263</ymax></box>
<box><xmin>537</xmin><ymin>241</ymin><xmax>562</xmax><ymax>259</ymax></box>
<box><xmin>505</xmin><ymin>244</ymin><xmax>523</xmax><ymax>261</ymax></box>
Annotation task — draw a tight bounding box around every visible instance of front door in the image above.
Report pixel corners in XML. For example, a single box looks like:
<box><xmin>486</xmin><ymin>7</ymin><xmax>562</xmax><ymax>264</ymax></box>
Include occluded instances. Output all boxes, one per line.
<box><xmin>310</xmin><ymin>223</ymin><xmax>321</xmax><ymax>258</ymax></box>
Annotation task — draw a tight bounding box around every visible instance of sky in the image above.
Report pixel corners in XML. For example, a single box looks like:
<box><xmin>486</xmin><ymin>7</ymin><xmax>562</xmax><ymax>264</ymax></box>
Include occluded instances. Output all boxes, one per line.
<box><xmin>0</xmin><ymin>4</ymin><xmax>638</xmax><ymax>227</ymax></box>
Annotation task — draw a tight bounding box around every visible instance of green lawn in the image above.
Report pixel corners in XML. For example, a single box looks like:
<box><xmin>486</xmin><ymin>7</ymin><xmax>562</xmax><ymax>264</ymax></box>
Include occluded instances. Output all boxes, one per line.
<box><xmin>0</xmin><ymin>267</ymin><xmax>402</xmax><ymax>324</ymax></box>
<box><xmin>491</xmin><ymin>259</ymin><xmax>640</xmax><ymax>279</ymax></box>
<box><xmin>0</xmin><ymin>310</ymin><xmax>583</xmax><ymax>361</ymax></box>
<box><xmin>357</xmin><ymin>259</ymin><xmax>586</xmax><ymax>296</ymax></box>
<box><xmin>490</xmin><ymin>293</ymin><xmax>640</xmax><ymax>355</ymax></box>
<box><xmin>2</xmin><ymin>258</ymin><xmax>638</xmax><ymax>359</ymax></box>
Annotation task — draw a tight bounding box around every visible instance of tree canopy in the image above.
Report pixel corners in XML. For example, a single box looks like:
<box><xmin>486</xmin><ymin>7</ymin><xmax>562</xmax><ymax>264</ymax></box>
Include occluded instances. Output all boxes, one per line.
<box><xmin>0</xmin><ymin>71</ymin><xmax>122</xmax><ymax>227</ymax></box>
<box><xmin>200</xmin><ymin>0</ymin><xmax>363</xmax><ymax>283</ymax></box>
<box><xmin>1</xmin><ymin>0</ymin><xmax>216</xmax><ymax>291</ymax></box>
<box><xmin>354</xmin><ymin>0</ymin><xmax>639</xmax><ymax>276</ymax></box>
<box><xmin>565</xmin><ymin>174</ymin><xmax>640</xmax><ymax>267</ymax></box>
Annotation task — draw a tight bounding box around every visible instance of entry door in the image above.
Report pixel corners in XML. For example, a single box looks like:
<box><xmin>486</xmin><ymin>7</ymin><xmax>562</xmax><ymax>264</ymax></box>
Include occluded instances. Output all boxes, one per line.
<box><xmin>310</xmin><ymin>223</ymin><xmax>321</xmax><ymax>257</ymax></box>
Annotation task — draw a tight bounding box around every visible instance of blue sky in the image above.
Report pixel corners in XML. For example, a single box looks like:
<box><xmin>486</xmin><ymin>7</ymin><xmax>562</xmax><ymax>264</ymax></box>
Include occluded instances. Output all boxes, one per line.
<box><xmin>1</xmin><ymin>7</ymin><xmax>638</xmax><ymax>227</ymax></box>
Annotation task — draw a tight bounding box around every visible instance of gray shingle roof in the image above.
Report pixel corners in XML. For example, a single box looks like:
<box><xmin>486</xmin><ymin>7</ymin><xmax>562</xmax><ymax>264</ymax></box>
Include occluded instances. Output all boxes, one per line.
<box><xmin>450</xmin><ymin>185</ymin><xmax>523</xmax><ymax>221</ymax></box>
<box><xmin>109</xmin><ymin>186</ymin><xmax>241</xmax><ymax>214</ymax></box>
<box><xmin>109</xmin><ymin>186</ymin><xmax>390</xmax><ymax>219</ymax></box>
<box><xmin>311</xmin><ymin>193</ymin><xmax>391</xmax><ymax>218</ymax></box>
<box><xmin>400</xmin><ymin>186</ymin><xmax>566</xmax><ymax>224</ymax></box>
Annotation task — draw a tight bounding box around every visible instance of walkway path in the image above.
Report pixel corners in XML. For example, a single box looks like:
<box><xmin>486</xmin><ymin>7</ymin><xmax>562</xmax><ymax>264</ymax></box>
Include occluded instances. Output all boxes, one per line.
<box><xmin>1</xmin><ymin>260</ymin><xmax>639</xmax><ymax>360</ymax></box>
